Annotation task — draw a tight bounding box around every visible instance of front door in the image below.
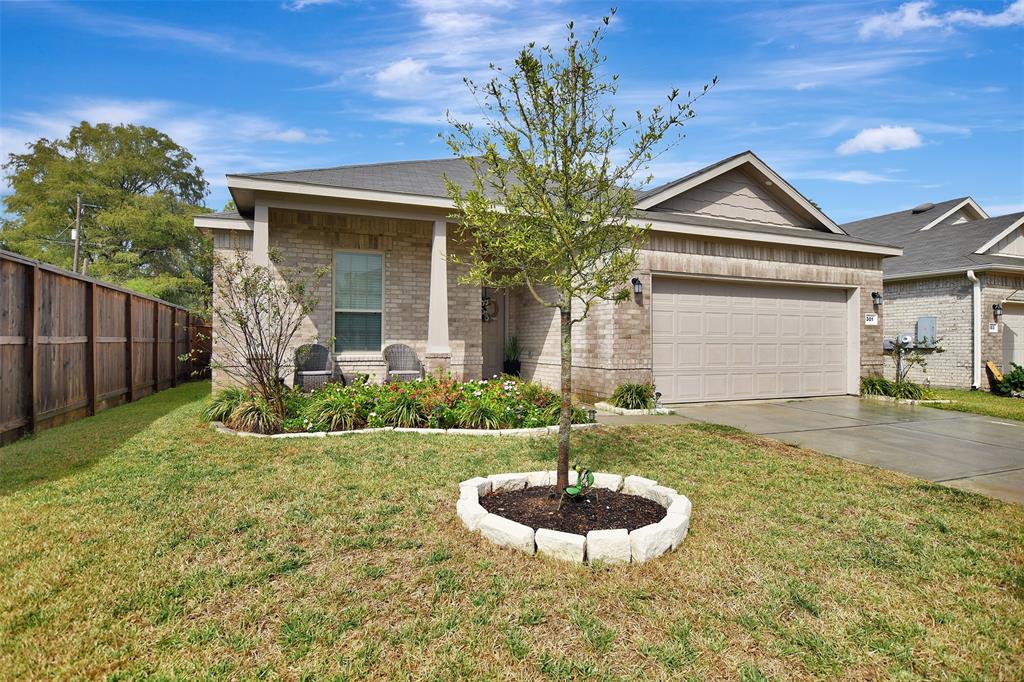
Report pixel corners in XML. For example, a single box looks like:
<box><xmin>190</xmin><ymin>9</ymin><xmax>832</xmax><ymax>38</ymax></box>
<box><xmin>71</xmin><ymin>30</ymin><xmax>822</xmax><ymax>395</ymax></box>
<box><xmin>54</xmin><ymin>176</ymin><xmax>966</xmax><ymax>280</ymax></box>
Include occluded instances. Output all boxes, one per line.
<box><xmin>482</xmin><ymin>288</ymin><xmax>506</xmax><ymax>378</ymax></box>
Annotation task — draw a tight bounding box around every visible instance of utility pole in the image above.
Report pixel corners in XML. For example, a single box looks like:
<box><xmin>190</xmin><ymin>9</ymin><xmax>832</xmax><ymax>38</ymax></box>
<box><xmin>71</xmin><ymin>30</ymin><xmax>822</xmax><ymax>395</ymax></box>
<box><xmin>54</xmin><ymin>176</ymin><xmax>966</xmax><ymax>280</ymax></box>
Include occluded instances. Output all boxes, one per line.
<box><xmin>72</xmin><ymin>193</ymin><xmax>82</xmax><ymax>273</ymax></box>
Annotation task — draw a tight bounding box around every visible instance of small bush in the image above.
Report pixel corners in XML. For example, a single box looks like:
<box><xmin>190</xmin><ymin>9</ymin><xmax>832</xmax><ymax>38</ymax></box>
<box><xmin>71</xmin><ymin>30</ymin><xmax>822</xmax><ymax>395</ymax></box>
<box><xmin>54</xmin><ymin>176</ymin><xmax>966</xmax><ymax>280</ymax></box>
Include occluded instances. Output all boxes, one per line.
<box><xmin>860</xmin><ymin>375</ymin><xmax>894</xmax><ymax>397</ymax></box>
<box><xmin>861</xmin><ymin>374</ymin><xmax>928</xmax><ymax>400</ymax></box>
<box><xmin>228</xmin><ymin>395</ymin><xmax>283</xmax><ymax>434</ymax></box>
<box><xmin>204</xmin><ymin>387</ymin><xmax>249</xmax><ymax>422</ymax></box>
<box><xmin>301</xmin><ymin>388</ymin><xmax>360</xmax><ymax>431</ymax></box>
<box><xmin>611</xmin><ymin>382</ymin><xmax>655</xmax><ymax>410</ymax></box>
<box><xmin>994</xmin><ymin>363</ymin><xmax>1024</xmax><ymax>397</ymax></box>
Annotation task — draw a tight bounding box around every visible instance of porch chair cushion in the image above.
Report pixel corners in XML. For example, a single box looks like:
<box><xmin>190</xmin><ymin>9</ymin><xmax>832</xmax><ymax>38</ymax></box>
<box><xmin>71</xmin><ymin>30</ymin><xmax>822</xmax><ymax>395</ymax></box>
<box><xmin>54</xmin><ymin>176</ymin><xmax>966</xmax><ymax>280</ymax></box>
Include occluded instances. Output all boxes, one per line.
<box><xmin>383</xmin><ymin>343</ymin><xmax>423</xmax><ymax>382</ymax></box>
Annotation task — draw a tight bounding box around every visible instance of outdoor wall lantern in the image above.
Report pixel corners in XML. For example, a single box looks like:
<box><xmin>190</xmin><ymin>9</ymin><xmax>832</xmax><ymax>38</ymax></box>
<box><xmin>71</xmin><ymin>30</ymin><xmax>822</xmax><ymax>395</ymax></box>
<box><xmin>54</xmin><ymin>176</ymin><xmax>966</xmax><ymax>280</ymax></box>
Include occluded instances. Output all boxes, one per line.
<box><xmin>631</xmin><ymin>277</ymin><xmax>643</xmax><ymax>296</ymax></box>
<box><xmin>871</xmin><ymin>291</ymin><xmax>884</xmax><ymax>307</ymax></box>
<box><xmin>993</xmin><ymin>303</ymin><xmax>1003</xmax><ymax>321</ymax></box>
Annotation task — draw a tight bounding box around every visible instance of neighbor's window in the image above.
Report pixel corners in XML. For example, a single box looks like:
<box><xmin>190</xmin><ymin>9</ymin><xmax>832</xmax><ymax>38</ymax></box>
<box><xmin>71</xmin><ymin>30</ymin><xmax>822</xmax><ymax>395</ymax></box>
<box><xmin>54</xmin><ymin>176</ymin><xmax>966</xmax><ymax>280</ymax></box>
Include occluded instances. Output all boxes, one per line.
<box><xmin>334</xmin><ymin>251</ymin><xmax>382</xmax><ymax>352</ymax></box>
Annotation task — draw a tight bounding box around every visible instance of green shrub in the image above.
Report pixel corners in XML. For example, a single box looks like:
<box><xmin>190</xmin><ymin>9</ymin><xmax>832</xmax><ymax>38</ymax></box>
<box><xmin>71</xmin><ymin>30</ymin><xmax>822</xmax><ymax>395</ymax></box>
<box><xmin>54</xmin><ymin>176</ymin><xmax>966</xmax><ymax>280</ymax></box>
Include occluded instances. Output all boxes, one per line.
<box><xmin>452</xmin><ymin>397</ymin><xmax>502</xmax><ymax>429</ymax></box>
<box><xmin>861</xmin><ymin>374</ymin><xmax>928</xmax><ymax>400</ymax></box>
<box><xmin>228</xmin><ymin>395</ymin><xmax>283</xmax><ymax>434</ymax></box>
<box><xmin>860</xmin><ymin>375</ymin><xmax>894</xmax><ymax>397</ymax></box>
<box><xmin>204</xmin><ymin>387</ymin><xmax>249</xmax><ymax>422</ymax></box>
<box><xmin>301</xmin><ymin>388</ymin><xmax>360</xmax><ymax>431</ymax></box>
<box><xmin>376</xmin><ymin>386</ymin><xmax>429</xmax><ymax>428</ymax></box>
<box><xmin>994</xmin><ymin>363</ymin><xmax>1024</xmax><ymax>397</ymax></box>
<box><xmin>610</xmin><ymin>382</ymin><xmax>655</xmax><ymax>410</ymax></box>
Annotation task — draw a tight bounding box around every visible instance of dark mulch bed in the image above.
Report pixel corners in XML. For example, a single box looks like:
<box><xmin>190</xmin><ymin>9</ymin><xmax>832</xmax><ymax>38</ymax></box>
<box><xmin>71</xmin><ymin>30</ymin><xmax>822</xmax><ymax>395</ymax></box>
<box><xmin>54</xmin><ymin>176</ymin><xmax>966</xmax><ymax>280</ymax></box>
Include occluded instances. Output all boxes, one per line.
<box><xmin>479</xmin><ymin>485</ymin><xmax>666</xmax><ymax>535</ymax></box>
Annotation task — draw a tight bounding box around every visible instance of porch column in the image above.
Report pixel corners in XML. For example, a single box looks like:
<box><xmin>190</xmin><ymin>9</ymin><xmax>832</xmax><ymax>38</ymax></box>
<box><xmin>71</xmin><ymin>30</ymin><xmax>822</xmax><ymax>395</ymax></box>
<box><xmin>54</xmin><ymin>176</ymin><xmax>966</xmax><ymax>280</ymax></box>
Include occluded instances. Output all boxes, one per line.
<box><xmin>426</xmin><ymin>220</ymin><xmax>451</xmax><ymax>363</ymax></box>
<box><xmin>252</xmin><ymin>203</ymin><xmax>269</xmax><ymax>266</ymax></box>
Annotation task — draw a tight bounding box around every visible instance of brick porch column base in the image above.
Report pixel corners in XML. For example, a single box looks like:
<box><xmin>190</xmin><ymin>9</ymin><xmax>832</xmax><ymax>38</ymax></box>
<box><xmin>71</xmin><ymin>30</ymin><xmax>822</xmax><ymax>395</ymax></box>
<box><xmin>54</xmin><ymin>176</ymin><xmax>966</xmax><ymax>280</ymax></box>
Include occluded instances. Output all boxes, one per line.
<box><xmin>424</xmin><ymin>352</ymin><xmax>452</xmax><ymax>376</ymax></box>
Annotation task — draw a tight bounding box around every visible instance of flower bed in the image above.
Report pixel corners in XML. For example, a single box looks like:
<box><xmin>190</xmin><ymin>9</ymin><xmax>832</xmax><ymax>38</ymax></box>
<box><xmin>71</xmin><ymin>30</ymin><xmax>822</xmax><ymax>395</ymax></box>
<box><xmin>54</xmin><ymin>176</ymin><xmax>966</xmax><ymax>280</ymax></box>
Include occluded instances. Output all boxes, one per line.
<box><xmin>457</xmin><ymin>472</ymin><xmax>692</xmax><ymax>564</ymax></box>
<box><xmin>205</xmin><ymin>375</ymin><xmax>594</xmax><ymax>435</ymax></box>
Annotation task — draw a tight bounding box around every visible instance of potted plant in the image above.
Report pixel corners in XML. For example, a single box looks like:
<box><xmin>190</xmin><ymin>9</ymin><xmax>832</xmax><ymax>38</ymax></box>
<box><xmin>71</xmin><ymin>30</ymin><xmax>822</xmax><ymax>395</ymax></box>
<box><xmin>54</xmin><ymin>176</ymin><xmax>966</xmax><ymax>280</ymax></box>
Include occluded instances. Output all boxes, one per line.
<box><xmin>503</xmin><ymin>336</ymin><xmax>522</xmax><ymax>376</ymax></box>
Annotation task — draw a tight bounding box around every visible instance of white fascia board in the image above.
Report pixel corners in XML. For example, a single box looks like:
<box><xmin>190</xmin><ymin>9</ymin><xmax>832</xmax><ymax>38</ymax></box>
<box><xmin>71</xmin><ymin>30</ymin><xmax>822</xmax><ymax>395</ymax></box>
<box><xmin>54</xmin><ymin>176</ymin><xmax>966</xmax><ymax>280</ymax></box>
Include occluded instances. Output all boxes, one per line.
<box><xmin>637</xmin><ymin>217</ymin><xmax>902</xmax><ymax>256</ymax></box>
<box><xmin>974</xmin><ymin>215</ymin><xmax>1024</xmax><ymax>254</ymax></box>
<box><xmin>919</xmin><ymin>197</ymin><xmax>989</xmax><ymax>231</ymax></box>
<box><xmin>194</xmin><ymin>215</ymin><xmax>254</xmax><ymax>231</ymax></box>
<box><xmin>633</xmin><ymin>152</ymin><xmax>844</xmax><ymax>234</ymax></box>
<box><xmin>226</xmin><ymin>175</ymin><xmax>456</xmax><ymax>210</ymax></box>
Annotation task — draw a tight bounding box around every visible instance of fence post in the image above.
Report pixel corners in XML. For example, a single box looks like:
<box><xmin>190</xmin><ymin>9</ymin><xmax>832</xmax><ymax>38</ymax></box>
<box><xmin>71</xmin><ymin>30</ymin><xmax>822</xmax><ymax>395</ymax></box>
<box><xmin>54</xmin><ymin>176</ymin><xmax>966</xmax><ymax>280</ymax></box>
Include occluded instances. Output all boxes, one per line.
<box><xmin>28</xmin><ymin>265</ymin><xmax>40</xmax><ymax>433</ymax></box>
<box><xmin>152</xmin><ymin>302</ymin><xmax>160</xmax><ymax>392</ymax></box>
<box><xmin>126</xmin><ymin>294</ymin><xmax>135</xmax><ymax>402</ymax></box>
<box><xmin>88</xmin><ymin>281</ymin><xmax>98</xmax><ymax>415</ymax></box>
<box><xmin>171</xmin><ymin>307</ymin><xmax>178</xmax><ymax>388</ymax></box>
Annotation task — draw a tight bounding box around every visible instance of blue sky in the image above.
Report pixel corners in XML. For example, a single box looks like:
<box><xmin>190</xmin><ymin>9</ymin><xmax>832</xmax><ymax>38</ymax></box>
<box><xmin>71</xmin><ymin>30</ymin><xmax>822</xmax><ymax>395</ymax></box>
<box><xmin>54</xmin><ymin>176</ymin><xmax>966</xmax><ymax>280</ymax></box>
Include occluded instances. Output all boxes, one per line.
<box><xmin>1</xmin><ymin>0</ymin><xmax>1022</xmax><ymax>223</ymax></box>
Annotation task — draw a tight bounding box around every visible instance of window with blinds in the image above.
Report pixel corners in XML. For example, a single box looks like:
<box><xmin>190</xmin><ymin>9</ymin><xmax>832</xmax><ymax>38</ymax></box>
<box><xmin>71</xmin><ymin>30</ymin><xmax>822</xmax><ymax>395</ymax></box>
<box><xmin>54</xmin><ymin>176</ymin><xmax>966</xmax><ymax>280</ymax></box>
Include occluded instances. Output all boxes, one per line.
<box><xmin>334</xmin><ymin>251</ymin><xmax>383</xmax><ymax>352</ymax></box>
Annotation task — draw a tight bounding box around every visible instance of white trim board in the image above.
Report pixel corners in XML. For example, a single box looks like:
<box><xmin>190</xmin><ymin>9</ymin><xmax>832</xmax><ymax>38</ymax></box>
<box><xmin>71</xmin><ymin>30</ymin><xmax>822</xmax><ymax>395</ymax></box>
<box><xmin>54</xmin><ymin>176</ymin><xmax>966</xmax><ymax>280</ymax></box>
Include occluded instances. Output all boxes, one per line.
<box><xmin>919</xmin><ymin>197</ymin><xmax>989</xmax><ymax>231</ymax></box>
<box><xmin>975</xmin><ymin>214</ymin><xmax>1024</xmax><ymax>254</ymax></box>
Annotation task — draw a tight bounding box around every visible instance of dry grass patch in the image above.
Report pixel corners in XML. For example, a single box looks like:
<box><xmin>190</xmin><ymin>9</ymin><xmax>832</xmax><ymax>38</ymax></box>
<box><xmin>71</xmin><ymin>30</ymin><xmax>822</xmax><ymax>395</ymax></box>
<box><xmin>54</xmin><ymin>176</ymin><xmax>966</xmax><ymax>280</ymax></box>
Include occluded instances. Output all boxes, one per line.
<box><xmin>1</xmin><ymin>382</ymin><xmax>1022</xmax><ymax>679</ymax></box>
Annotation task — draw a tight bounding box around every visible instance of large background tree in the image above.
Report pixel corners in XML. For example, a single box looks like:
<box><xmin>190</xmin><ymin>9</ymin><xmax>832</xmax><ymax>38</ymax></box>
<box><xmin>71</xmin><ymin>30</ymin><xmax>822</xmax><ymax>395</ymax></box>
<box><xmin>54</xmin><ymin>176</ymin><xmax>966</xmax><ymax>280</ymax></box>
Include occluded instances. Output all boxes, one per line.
<box><xmin>1</xmin><ymin>122</ymin><xmax>212</xmax><ymax>308</ymax></box>
<box><xmin>445</xmin><ymin>11</ymin><xmax>714</xmax><ymax>493</ymax></box>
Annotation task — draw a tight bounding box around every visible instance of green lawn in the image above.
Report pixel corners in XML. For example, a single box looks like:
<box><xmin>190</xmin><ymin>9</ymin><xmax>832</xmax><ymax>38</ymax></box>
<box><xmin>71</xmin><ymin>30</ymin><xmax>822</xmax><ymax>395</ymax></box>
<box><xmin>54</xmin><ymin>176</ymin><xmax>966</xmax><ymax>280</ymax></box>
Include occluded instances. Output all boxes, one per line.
<box><xmin>928</xmin><ymin>388</ymin><xmax>1024</xmax><ymax>422</ymax></box>
<box><xmin>2</xmin><ymin>382</ymin><xmax>1022</xmax><ymax>679</ymax></box>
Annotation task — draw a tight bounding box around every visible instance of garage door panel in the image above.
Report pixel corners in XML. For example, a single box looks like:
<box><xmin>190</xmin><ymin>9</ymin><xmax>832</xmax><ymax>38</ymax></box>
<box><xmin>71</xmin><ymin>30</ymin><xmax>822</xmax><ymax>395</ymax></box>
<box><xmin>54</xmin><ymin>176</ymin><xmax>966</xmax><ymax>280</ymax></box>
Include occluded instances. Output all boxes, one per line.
<box><xmin>652</xmin><ymin>278</ymin><xmax>849</xmax><ymax>402</ymax></box>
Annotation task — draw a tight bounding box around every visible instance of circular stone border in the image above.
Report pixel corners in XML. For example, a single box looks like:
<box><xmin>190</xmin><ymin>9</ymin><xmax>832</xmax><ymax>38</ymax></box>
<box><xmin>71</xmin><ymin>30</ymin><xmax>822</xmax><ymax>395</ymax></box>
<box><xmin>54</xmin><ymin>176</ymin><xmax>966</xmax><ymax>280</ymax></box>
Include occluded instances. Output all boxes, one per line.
<box><xmin>457</xmin><ymin>472</ymin><xmax>691</xmax><ymax>564</ymax></box>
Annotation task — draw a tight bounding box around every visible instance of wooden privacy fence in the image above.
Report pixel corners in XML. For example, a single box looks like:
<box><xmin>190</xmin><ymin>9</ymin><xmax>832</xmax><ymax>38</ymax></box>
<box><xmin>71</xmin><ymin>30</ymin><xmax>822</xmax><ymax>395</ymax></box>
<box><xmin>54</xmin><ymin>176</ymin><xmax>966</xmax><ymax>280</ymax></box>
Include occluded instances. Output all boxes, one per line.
<box><xmin>0</xmin><ymin>249</ymin><xmax>209</xmax><ymax>443</ymax></box>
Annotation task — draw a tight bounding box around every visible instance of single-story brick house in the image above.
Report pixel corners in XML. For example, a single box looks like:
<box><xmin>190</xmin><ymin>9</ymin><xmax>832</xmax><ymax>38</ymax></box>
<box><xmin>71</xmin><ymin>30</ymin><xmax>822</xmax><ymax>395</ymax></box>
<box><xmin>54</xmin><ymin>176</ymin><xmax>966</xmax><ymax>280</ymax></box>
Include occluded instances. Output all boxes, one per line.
<box><xmin>195</xmin><ymin>151</ymin><xmax>902</xmax><ymax>403</ymax></box>
<box><xmin>843</xmin><ymin>198</ymin><xmax>1024</xmax><ymax>390</ymax></box>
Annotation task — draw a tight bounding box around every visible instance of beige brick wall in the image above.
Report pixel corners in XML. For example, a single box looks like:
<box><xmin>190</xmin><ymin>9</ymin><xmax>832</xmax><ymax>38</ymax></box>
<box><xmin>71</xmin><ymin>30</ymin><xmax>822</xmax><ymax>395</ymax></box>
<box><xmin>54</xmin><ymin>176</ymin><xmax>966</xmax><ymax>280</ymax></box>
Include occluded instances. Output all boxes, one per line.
<box><xmin>209</xmin><ymin>209</ymin><xmax>483</xmax><ymax>388</ymax></box>
<box><xmin>881</xmin><ymin>276</ymin><xmax>972</xmax><ymax>387</ymax></box>
<box><xmin>512</xmin><ymin>233</ymin><xmax>886</xmax><ymax>402</ymax></box>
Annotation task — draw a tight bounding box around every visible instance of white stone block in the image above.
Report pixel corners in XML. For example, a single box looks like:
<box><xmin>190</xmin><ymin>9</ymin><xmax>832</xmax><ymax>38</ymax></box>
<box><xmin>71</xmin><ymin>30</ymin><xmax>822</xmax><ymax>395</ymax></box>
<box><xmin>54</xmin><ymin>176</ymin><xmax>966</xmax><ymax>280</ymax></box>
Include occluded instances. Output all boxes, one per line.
<box><xmin>586</xmin><ymin>528</ymin><xmax>631</xmax><ymax>564</ymax></box>
<box><xmin>622</xmin><ymin>475</ymin><xmax>657</xmax><ymax>496</ymax></box>
<box><xmin>460</xmin><ymin>476</ymin><xmax>491</xmax><ymax>497</ymax></box>
<box><xmin>650</xmin><ymin>485</ymin><xmax>678</xmax><ymax>507</ymax></box>
<box><xmin>666</xmin><ymin>494</ymin><xmax>692</xmax><ymax>519</ymax></box>
<box><xmin>488</xmin><ymin>473</ymin><xmax>529</xmax><ymax>493</ymax></box>
<box><xmin>525</xmin><ymin>470</ymin><xmax>552</xmax><ymax>487</ymax></box>
<box><xmin>479</xmin><ymin>514</ymin><xmax>535</xmax><ymax>554</ymax></box>
<box><xmin>456</xmin><ymin>499</ymin><xmax>489</xmax><ymax>531</ymax></box>
<box><xmin>630</xmin><ymin>521</ymin><xmax>675</xmax><ymax>563</ymax></box>
<box><xmin>592</xmin><ymin>473</ymin><xmax>623</xmax><ymax>491</ymax></box>
<box><xmin>535</xmin><ymin>528</ymin><xmax>586</xmax><ymax>563</ymax></box>
<box><xmin>661</xmin><ymin>514</ymin><xmax>690</xmax><ymax>549</ymax></box>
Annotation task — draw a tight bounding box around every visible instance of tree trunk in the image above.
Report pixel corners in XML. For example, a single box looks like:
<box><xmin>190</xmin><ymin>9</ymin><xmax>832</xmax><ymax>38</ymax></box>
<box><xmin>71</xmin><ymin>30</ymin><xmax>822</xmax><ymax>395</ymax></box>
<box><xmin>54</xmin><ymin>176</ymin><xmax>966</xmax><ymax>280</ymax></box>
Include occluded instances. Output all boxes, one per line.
<box><xmin>556</xmin><ymin>304</ymin><xmax>572</xmax><ymax>493</ymax></box>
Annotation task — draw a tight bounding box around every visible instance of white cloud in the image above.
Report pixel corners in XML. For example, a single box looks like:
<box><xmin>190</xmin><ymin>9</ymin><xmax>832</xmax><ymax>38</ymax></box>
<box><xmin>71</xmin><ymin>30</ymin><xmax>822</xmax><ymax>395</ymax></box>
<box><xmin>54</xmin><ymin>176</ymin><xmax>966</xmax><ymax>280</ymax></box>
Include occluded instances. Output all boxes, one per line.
<box><xmin>860</xmin><ymin>0</ymin><xmax>1024</xmax><ymax>39</ymax></box>
<box><xmin>836</xmin><ymin>125</ymin><xmax>923</xmax><ymax>155</ymax></box>
<box><xmin>282</xmin><ymin>0</ymin><xmax>341</xmax><ymax>10</ymax></box>
<box><xmin>788</xmin><ymin>169</ymin><xmax>900</xmax><ymax>184</ymax></box>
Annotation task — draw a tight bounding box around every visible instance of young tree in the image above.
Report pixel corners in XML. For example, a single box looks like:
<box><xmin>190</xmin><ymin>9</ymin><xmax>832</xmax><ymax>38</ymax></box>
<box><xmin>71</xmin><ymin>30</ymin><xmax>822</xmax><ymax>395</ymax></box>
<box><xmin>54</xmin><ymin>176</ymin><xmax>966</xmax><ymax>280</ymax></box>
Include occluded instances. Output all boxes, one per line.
<box><xmin>444</xmin><ymin>12</ymin><xmax>715</xmax><ymax>492</ymax></box>
<box><xmin>1</xmin><ymin>122</ymin><xmax>211</xmax><ymax>308</ymax></box>
<box><xmin>210</xmin><ymin>249</ymin><xmax>327</xmax><ymax>419</ymax></box>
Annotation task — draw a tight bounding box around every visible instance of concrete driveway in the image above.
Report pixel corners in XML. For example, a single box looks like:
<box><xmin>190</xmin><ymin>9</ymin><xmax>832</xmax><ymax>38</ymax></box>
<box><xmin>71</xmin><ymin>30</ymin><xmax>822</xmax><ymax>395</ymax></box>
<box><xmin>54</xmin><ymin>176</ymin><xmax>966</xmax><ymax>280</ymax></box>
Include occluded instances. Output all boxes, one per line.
<box><xmin>602</xmin><ymin>396</ymin><xmax>1024</xmax><ymax>504</ymax></box>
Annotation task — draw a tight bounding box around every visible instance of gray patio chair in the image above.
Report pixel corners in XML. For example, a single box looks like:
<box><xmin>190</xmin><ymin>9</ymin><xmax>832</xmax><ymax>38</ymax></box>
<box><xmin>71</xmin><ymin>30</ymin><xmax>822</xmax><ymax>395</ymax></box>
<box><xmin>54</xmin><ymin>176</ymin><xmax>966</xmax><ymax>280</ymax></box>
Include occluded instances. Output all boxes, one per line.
<box><xmin>294</xmin><ymin>343</ymin><xmax>333</xmax><ymax>391</ymax></box>
<box><xmin>383</xmin><ymin>344</ymin><xmax>423</xmax><ymax>382</ymax></box>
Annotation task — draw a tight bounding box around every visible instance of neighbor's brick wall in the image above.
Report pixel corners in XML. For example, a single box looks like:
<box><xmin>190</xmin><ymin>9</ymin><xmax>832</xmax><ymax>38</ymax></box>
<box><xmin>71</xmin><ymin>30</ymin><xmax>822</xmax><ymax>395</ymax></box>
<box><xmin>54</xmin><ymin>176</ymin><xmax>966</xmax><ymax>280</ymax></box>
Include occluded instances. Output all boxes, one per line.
<box><xmin>982</xmin><ymin>273</ymin><xmax>1024</xmax><ymax>390</ymax></box>
<box><xmin>511</xmin><ymin>234</ymin><xmax>886</xmax><ymax>402</ymax></box>
<box><xmin>881</xmin><ymin>275</ymin><xmax>972</xmax><ymax>388</ymax></box>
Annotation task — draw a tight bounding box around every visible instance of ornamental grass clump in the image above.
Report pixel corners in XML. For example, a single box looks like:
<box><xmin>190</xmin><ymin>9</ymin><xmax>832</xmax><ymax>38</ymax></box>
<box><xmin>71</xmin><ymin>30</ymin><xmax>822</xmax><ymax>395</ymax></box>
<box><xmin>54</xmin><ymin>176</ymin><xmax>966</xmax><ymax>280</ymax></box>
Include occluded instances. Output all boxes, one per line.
<box><xmin>610</xmin><ymin>382</ymin><xmax>656</xmax><ymax>410</ymax></box>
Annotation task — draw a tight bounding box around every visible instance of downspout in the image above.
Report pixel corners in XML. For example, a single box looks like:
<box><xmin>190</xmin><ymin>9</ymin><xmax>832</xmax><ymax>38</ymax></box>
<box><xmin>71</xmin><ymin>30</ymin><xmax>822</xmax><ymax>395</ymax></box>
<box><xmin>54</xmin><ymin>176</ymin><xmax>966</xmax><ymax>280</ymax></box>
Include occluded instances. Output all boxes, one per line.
<box><xmin>966</xmin><ymin>270</ymin><xmax>981</xmax><ymax>389</ymax></box>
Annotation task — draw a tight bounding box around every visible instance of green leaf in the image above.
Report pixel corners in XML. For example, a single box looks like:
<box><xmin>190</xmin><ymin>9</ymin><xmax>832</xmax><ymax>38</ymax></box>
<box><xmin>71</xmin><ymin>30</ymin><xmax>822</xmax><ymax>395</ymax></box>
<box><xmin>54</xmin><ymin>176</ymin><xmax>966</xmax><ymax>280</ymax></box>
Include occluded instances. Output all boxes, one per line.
<box><xmin>564</xmin><ymin>486</ymin><xmax>581</xmax><ymax>496</ymax></box>
<box><xmin>583</xmin><ymin>472</ymin><xmax>594</xmax><ymax>486</ymax></box>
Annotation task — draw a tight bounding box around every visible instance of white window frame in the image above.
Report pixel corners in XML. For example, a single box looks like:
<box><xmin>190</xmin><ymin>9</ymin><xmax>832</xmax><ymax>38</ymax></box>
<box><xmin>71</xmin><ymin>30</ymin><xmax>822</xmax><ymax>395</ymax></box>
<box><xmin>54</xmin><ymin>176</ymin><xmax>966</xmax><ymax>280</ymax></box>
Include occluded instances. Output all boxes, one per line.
<box><xmin>332</xmin><ymin>249</ymin><xmax>385</xmax><ymax>355</ymax></box>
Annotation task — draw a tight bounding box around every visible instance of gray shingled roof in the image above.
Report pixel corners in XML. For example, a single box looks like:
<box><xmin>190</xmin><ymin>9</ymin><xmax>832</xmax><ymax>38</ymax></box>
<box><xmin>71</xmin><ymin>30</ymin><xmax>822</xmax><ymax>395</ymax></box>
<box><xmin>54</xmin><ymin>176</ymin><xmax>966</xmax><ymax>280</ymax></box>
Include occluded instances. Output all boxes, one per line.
<box><xmin>844</xmin><ymin>206</ymin><xmax>1024</xmax><ymax>277</ymax></box>
<box><xmin>633</xmin><ymin>150</ymin><xmax>751</xmax><ymax>202</ymax></box>
<box><xmin>202</xmin><ymin>210</ymin><xmax>243</xmax><ymax>219</ymax></box>
<box><xmin>231</xmin><ymin>158</ymin><xmax>479</xmax><ymax>199</ymax></box>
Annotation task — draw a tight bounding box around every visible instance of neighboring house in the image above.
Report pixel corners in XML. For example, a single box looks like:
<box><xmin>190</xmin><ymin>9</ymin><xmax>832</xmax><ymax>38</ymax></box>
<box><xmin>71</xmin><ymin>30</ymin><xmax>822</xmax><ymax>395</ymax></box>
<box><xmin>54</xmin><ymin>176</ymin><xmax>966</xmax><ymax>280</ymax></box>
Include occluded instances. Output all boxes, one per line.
<box><xmin>843</xmin><ymin>198</ymin><xmax>1024</xmax><ymax>390</ymax></box>
<box><xmin>195</xmin><ymin>151</ymin><xmax>901</xmax><ymax>403</ymax></box>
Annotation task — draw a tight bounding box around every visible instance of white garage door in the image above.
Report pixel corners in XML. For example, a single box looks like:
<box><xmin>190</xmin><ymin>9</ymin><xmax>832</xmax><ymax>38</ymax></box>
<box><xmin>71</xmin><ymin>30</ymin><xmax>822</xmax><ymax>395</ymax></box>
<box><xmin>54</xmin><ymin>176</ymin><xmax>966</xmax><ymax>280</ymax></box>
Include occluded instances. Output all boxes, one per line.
<box><xmin>652</xmin><ymin>278</ymin><xmax>849</xmax><ymax>402</ymax></box>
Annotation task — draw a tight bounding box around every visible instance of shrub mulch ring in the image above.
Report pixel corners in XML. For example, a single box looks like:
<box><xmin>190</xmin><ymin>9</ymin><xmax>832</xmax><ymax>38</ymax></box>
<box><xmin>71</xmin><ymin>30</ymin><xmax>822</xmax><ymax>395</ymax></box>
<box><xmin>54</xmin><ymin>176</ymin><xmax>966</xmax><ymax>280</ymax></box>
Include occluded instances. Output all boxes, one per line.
<box><xmin>479</xmin><ymin>486</ymin><xmax>666</xmax><ymax>535</ymax></box>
